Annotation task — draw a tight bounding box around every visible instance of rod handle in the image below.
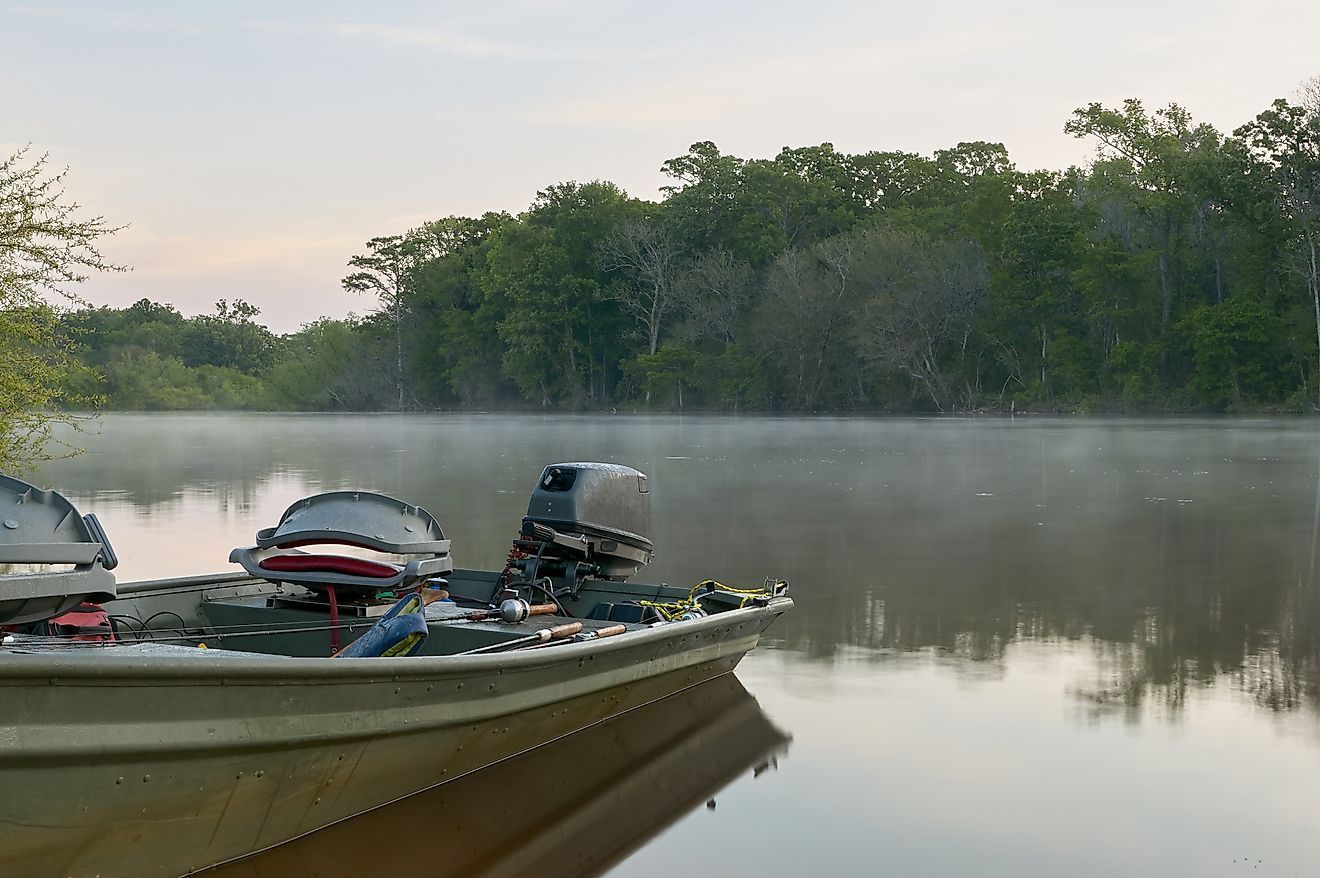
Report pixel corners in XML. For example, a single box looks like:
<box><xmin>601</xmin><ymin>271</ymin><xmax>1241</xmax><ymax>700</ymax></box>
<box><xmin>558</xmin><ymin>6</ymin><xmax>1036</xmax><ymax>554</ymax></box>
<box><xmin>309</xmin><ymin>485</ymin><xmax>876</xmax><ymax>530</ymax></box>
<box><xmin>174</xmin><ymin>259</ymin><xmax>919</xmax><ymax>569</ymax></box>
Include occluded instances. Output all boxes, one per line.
<box><xmin>593</xmin><ymin>624</ymin><xmax>627</xmax><ymax>639</ymax></box>
<box><xmin>546</xmin><ymin>622</ymin><xmax>583</xmax><ymax>641</ymax></box>
<box><xmin>528</xmin><ymin>603</ymin><xmax>558</xmax><ymax>616</ymax></box>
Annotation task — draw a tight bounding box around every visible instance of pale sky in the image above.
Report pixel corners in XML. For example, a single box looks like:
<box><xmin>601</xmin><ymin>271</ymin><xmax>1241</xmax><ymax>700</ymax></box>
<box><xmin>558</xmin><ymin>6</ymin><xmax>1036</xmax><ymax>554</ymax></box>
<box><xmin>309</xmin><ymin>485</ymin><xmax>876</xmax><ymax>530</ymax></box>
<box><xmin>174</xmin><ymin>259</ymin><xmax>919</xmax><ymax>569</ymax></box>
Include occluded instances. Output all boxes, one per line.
<box><xmin>5</xmin><ymin>0</ymin><xmax>1318</xmax><ymax>332</ymax></box>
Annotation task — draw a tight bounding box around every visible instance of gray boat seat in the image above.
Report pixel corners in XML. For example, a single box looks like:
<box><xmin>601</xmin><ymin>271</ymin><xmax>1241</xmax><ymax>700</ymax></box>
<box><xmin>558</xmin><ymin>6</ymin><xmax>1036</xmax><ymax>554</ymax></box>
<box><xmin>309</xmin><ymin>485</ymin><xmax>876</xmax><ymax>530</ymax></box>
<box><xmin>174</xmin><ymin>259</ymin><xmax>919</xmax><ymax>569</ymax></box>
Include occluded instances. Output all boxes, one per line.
<box><xmin>230</xmin><ymin>490</ymin><xmax>453</xmax><ymax>597</ymax></box>
<box><xmin>0</xmin><ymin>473</ymin><xmax>117</xmax><ymax>625</ymax></box>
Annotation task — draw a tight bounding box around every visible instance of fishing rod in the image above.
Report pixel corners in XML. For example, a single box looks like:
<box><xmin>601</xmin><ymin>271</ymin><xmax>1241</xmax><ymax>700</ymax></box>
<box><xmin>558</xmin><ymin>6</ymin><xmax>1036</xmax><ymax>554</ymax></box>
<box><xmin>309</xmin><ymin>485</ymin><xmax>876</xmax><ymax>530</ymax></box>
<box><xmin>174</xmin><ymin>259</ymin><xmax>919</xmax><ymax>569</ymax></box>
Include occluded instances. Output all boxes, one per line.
<box><xmin>459</xmin><ymin>622</ymin><xmax>584</xmax><ymax>655</ymax></box>
<box><xmin>16</xmin><ymin>600</ymin><xmax>567</xmax><ymax>650</ymax></box>
<box><xmin>523</xmin><ymin>623</ymin><xmax>627</xmax><ymax>650</ymax></box>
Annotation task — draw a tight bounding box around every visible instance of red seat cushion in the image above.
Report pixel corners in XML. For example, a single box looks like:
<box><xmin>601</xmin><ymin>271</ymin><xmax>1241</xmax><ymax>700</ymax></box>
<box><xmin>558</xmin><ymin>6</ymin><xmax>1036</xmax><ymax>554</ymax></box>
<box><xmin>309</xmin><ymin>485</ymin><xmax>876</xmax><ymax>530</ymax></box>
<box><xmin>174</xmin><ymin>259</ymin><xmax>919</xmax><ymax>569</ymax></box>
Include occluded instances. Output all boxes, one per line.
<box><xmin>259</xmin><ymin>554</ymin><xmax>400</xmax><ymax>579</ymax></box>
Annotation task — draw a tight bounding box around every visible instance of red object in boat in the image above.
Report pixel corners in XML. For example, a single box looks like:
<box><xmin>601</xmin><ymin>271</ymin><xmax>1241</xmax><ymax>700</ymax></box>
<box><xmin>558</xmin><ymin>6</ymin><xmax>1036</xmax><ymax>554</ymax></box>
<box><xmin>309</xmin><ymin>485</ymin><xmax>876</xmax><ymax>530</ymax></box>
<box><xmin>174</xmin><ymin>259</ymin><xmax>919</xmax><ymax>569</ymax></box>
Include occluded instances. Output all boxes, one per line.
<box><xmin>259</xmin><ymin>554</ymin><xmax>400</xmax><ymax>579</ymax></box>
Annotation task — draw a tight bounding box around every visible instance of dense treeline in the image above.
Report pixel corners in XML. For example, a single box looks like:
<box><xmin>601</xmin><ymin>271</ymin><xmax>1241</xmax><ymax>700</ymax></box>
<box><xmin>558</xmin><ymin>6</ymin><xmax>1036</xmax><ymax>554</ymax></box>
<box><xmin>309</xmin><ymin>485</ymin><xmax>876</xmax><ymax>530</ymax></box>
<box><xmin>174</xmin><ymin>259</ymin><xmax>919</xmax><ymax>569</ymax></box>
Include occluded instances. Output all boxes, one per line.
<box><xmin>51</xmin><ymin>90</ymin><xmax>1320</xmax><ymax>413</ymax></box>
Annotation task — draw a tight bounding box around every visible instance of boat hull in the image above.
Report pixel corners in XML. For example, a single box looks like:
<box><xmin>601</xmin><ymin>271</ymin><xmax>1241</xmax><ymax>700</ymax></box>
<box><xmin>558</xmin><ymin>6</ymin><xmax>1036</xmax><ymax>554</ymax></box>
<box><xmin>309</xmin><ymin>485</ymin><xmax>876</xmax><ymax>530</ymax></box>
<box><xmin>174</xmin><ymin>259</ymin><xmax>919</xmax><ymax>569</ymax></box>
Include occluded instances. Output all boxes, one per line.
<box><xmin>215</xmin><ymin>672</ymin><xmax>788</xmax><ymax>878</ymax></box>
<box><xmin>0</xmin><ymin>599</ymin><xmax>790</xmax><ymax>878</ymax></box>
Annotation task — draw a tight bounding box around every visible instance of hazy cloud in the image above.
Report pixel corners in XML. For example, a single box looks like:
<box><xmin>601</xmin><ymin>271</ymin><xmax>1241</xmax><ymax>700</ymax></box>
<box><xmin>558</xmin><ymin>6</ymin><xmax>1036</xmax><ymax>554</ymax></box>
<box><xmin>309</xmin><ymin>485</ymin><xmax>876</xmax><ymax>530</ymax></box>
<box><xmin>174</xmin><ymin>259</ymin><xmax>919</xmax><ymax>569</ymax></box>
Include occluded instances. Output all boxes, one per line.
<box><xmin>3</xmin><ymin>4</ymin><xmax>202</xmax><ymax>35</ymax></box>
<box><xmin>327</xmin><ymin>21</ymin><xmax>537</xmax><ymax>59</ymax></box>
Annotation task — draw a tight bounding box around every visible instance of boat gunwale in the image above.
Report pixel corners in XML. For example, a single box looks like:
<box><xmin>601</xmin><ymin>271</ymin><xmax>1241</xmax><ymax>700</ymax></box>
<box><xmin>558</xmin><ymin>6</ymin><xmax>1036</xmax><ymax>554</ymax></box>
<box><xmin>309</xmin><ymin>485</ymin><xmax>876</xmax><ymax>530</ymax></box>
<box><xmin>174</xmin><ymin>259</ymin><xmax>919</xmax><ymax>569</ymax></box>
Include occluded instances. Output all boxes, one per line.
<box><xmin>113</xmin><ymin>570</ymin><xmax>259</xmax><ymax>596</ymax></box>
<box><xmin>0</xmin><ymin>596</ymin><xmax>793</xmax><ymax>682</ymax></box>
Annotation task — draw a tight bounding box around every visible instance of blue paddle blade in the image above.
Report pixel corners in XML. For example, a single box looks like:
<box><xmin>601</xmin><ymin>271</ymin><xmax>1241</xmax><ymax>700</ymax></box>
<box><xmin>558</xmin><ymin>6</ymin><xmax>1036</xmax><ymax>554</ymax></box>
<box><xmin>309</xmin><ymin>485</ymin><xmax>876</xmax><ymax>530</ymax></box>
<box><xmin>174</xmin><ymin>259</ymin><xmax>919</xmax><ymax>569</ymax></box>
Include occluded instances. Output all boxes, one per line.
<box><xmin>336</xmin><ymin>604</ymin><xmax>429</xmax><ymax>658</ymax></box>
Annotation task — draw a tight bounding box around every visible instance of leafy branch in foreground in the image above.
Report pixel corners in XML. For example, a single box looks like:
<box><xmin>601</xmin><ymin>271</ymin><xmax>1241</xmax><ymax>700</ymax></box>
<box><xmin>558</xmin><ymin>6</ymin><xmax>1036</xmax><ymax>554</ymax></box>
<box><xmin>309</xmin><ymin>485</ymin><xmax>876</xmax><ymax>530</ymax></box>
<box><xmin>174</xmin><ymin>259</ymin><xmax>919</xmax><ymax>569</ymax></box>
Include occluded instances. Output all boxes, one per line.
<box><xmin>0</xmin><ymin>147</ymin><xmax>124</xmax><ymax>471</ymax></box>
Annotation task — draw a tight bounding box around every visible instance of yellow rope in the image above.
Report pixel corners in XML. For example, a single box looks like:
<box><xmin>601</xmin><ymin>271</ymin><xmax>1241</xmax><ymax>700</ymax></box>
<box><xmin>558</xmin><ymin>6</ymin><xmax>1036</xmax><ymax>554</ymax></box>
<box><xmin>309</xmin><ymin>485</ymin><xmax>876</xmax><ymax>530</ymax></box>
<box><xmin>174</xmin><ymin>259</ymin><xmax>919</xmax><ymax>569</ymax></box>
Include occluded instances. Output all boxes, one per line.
<box><xmin>638</xmin><ymin>579</ymin><xmax>777</xmax><ymax>620</ymax></box>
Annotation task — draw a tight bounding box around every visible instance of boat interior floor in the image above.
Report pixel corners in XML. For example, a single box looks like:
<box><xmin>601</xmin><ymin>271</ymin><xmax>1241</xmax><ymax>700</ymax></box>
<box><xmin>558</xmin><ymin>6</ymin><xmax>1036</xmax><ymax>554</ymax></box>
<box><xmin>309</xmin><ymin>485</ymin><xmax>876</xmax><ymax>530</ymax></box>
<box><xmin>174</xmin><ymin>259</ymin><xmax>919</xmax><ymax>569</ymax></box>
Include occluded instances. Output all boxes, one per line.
<box><xmin>61</xmin><ymin>567</ymin><xmax>782</xmax><ymax>660</ymax></box>
<box><xmin>197</xmin><ymin>593</ymin><xmax>641</xmax><ymax>657</ymax></box>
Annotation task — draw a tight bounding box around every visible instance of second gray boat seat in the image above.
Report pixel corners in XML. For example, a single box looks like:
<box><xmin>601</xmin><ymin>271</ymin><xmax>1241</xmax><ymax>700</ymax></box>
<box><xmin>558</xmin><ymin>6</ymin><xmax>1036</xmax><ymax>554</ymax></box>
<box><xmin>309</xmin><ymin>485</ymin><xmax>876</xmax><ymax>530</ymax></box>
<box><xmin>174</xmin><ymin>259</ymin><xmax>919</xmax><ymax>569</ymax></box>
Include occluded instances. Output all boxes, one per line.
<box><xmin>230</xmin><ymin>490</ymin><xmax>453</xmax><ymax>596</ymax></box>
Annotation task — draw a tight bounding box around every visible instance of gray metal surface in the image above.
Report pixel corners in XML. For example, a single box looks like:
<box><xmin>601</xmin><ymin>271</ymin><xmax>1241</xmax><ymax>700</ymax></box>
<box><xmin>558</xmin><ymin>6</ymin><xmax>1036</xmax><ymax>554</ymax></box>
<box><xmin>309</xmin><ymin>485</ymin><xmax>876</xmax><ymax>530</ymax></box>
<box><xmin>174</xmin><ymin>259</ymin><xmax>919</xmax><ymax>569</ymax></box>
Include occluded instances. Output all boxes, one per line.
<box><xmin>255</xmin><ymin>490</ymin><xmax>448</xmax><ymax>554</ymax></box>
<box><xmin>210</xmin><ymin>673</ymin><xmax>788</xmax><ymax>878</ymax></box>
<box><xmin>525</xmin><ymin>462</ymin><xmax>653</xmax><ymax>552</ymax></box>
<box><xmin>0</xmin><ymin>473</ymin><xmax>116</xmax><ymax>624</ymax></box>
<box><xmin>230</xmin><ymin>490</ymin><xmax>453</xmax><ymax>592</ymax></box>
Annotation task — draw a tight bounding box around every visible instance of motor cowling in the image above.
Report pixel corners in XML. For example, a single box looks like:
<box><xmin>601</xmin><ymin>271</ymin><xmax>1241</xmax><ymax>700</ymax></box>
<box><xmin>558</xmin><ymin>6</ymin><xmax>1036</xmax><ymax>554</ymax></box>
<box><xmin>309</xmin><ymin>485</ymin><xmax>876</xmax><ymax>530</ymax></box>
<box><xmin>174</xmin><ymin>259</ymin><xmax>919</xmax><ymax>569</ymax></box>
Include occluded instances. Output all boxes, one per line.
<box><xmin>522</xmin><ymin>462</ymin><xmax>653</xmax><ymax>581</ymax></box>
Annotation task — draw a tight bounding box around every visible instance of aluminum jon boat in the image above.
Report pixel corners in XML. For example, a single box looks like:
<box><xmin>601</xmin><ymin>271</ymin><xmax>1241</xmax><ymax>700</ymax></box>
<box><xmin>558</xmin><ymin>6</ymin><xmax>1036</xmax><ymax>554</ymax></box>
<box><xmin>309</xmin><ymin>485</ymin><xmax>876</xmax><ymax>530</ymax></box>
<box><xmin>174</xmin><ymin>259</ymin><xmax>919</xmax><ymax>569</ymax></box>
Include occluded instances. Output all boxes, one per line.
<box><xmin>0</xmin><ymin>462</ymin><xmax>792</xmax><ymax>878</ymax></box>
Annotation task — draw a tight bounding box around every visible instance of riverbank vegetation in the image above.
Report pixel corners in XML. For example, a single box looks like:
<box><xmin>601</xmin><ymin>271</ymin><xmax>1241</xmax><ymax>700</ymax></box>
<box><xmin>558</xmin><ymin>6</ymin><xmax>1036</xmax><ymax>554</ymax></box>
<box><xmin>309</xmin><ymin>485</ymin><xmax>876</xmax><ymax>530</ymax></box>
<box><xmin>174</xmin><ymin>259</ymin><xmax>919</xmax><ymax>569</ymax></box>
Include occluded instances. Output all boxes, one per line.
<box><xmin>9</xmin><ymin>88</ymin><xmax>1320</xmax><ymax>439</ymax></box>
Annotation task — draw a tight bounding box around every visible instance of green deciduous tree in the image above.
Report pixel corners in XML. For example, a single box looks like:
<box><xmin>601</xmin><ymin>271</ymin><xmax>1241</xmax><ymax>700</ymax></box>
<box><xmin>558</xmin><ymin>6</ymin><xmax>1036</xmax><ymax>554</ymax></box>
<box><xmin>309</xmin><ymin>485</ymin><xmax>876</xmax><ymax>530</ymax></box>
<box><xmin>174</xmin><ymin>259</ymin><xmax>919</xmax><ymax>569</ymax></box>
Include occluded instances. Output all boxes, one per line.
<box><xmin>1235</xmin><ymin>98</ymin><xmax>1320</xmax><ymax>403</ymax></box>
<box><xmin>484</xmin><ymin>182</ymin><xmax>635</xmax><ymax>408</ymax></box>
<box><xmin>407</xmin><ymin>214</ymin><xmax>512</xmax><ymax>406</ymax></box>
<box><xmin>850</xmin><ymin>223</ymin><xmax>990</xmax><ymax>411</ymax></box>
<box><xmin>599</xmin><ymin>216</ymin><xmax>683</xmax><ymax>357</ymax></box>
<box><xmin>1177</xmin><ymin>298</ymin><xmax>1291</xmax><ymax>408</ymax></box>
<box><xmin>183</xmin><ymin>299</ymin><xmax>278</xmax><ymax>373</ymax></box>
<box><xmin>0</xmin><ymin>147</ymin><xmax>122</xmax><ymax>470</ymax></box>
<box><xmin>673</xmin><ymin>248</ymin><xmax>756</xmax><ymax>344</ymax></box>
<box><xmin>342</xmin><ymin>235</ymin><xmax>424</xmax><ymax>410</ymax></box>
<box><xmin>1067</xmin><ymin>100</ymin><xmax>1223</xmax><ymax>328</ymax></box>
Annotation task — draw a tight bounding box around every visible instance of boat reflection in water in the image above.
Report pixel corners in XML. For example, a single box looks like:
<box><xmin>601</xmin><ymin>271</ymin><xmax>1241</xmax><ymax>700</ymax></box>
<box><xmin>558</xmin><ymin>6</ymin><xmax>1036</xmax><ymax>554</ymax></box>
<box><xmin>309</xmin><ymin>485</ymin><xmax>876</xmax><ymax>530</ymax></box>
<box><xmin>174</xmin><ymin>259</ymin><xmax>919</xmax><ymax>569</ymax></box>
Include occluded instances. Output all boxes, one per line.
<box><xmin>210</xmin><ymin>673</ymin><xmax>788</xmax><ymax>878</ymax></box>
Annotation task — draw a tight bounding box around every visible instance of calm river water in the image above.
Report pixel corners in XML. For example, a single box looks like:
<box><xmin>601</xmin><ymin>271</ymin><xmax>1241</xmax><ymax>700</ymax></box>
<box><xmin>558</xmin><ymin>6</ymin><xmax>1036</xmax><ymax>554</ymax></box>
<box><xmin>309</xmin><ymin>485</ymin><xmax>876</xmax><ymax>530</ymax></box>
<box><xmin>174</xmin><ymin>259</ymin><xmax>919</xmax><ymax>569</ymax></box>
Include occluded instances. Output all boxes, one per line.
<box><xmin>37</xmin><ymin>413</ymin><xmax>1320</xmax><ymax>876</ymax></box>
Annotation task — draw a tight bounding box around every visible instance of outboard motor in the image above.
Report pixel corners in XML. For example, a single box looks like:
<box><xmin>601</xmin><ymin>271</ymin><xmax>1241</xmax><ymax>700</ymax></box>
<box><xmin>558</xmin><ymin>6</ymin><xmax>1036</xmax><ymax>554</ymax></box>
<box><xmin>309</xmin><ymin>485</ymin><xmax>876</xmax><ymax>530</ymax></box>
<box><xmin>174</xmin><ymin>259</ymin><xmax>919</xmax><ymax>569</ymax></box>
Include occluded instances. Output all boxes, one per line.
<box><xmin>0</xmin><ymin>473</ymin><xmax>117</xmax><ymax>627</ymax></box>
<box><xmin>508</xmin><ymin>463</ymin><xmax>653</xmax><ymax>596</ymax></box>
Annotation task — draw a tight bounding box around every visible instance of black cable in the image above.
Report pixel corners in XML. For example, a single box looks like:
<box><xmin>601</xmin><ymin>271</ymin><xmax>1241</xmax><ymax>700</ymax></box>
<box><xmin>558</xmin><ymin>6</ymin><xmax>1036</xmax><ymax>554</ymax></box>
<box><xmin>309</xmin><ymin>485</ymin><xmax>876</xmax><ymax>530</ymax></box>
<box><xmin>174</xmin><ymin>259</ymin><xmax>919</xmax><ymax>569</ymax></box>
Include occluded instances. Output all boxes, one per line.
<box><xmin>109</xmin><ymin>614</ymin><xmax>148</xmax><ymax>638</ymax></box>
<box><xmin>523</xmin><ymin>578</ymin><xmax>568</xmax><ymax>615</ymax></box>
<box><xmin>142</xmin><ymin>610</ymin><xmax>187</xmax><ymax>627</ymax></box>
<box><xmin>141</xmin><ymin>611</ymin><xmax>190</xmax><ymax>640</ymax></box>
<box><xmin>492</xmin><ymin>537</ymin><xmax>551</xmax><ymax>607</ymax></box>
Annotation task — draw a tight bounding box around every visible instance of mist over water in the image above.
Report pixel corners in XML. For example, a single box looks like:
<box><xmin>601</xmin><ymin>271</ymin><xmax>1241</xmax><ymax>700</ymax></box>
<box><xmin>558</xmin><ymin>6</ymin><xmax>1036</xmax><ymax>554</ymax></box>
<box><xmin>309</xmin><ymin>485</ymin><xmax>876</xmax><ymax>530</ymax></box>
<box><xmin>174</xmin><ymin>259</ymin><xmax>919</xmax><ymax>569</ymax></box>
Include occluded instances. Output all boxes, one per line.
<box><xmin>38</xmin><ymin>414</ymin><xmax>1320</xmax><ymax>875</ymax></box>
